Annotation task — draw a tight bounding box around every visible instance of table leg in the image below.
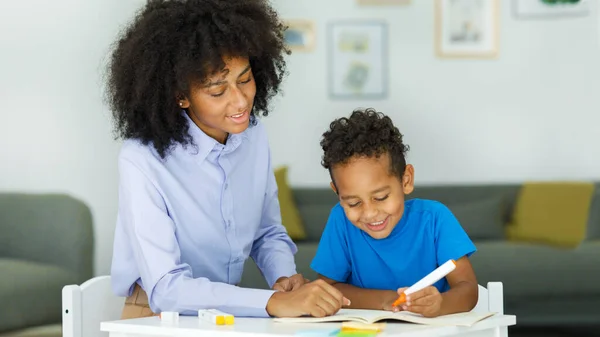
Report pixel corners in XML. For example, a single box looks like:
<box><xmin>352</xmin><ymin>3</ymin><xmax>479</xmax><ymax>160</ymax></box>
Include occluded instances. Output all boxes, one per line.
<box><xmin>495</xmin><ymin>326</ymin><xmax>508</xmax><ymax>337</ymax></box>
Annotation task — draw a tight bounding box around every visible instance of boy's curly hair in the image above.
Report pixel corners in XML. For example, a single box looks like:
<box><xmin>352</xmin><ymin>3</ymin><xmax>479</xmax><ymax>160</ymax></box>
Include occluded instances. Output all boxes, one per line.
<box><xmin>105</xmin><ymin>0</ymin><xmax>289</xmax><ymax>158</ymax></box>
<box><xmin>321</xmin><ymin>108</ymin><xmax>410</xmax><ymax>179</ymax></box>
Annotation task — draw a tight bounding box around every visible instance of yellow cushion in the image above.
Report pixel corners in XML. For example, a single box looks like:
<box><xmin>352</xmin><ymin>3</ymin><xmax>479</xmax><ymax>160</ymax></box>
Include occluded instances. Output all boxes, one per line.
<box><xmin>274</xmin><ymin>166</ymin><xmax>307</xmax><ymax>241</ymax></box>
<box><xmin>506</xmin><ymin>182</ymin><xmax>594</xmax><ymax>248</ymax></box>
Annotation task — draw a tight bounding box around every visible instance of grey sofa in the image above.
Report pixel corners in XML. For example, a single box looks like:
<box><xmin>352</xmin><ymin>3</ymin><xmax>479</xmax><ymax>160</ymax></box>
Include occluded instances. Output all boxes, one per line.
<box><xmin>241</xmin><ymin>183</ymin><xmax>600</xmax><ymax>327</ymax></box>
<box><xmin>0</xmin><ymin>193</ymin><xmax>94</xmax><ymax>334</ymax></box>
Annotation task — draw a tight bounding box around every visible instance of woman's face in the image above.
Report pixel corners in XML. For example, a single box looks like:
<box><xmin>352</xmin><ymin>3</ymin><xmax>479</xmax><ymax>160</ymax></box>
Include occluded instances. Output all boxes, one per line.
<box><xmin>179</xmin><ymin>57</ymin><xmax>256</xmax><ymax>144</ymax></box>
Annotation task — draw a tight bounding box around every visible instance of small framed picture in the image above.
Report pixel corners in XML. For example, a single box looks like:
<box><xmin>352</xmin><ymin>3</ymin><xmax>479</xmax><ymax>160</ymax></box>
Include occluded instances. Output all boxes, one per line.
<box><xmin>328</xmin><ymin>21</ymin><xmax>388</xmax><ymax>99</ymax></box>
<box><xmin>513</xmin><ymin>0</ymin><xmax>590</xmax><ymax>19</ymax></box>
<box><xmin>435</xmin><ymin>0</ymin><xmax>499</xmax><ymax>59</ymax></box>
<box><xmin>283</xmin><ymin>20</ymin><xmax>316</xmax><ymax>52</ymax></box>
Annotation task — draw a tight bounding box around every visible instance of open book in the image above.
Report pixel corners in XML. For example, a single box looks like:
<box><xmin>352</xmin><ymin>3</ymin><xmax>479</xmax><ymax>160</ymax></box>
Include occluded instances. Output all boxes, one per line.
<box><xmin>273</xmin><ymin>309</ymin><xmax>495</xmax><ymax>327</ymax></box>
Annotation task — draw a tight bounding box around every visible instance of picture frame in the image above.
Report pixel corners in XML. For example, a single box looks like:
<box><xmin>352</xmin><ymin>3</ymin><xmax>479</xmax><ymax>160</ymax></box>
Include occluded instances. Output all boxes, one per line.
<box><xmin>513</xmin><ymin>0</ymin><xmax>590</xmax><ymax>19</ymax></box>
<box><xmin>435</xmin><ymin>0</ymin><xmax>499</xmax><ymax>59</ymax></box>
<box><xmin>283</xmin><ymin>20</ymin><xmax>316</xmax><ymax>52</ymax></box>
<box><xmin>328</xmin><ymin>20</ymin><xmax>388</xmax><ymax>99</ymax></box>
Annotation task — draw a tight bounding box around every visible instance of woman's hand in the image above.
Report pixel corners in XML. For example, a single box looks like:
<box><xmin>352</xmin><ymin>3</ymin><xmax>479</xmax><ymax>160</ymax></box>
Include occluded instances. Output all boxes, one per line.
<box><xmin>398</xmin><ymin>286</ymin><xmax>443</xmax><ymax>318</ymax></box>
<box><xmin>272</xmin><ymin>274</ymin><xmax>310</xmax><ymax>292</ymax></box>
<box><xmin>266</xmin><ymin>279</ymin><xmax>351</xmax><ymax>317</ymax></box>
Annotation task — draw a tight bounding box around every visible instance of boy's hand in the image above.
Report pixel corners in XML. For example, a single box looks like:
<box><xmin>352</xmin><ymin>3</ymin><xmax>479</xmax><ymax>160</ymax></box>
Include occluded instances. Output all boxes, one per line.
<box><xmin>266</xmin><ymin>279</ymin><xmax>351</xmax><ymax>317</ymax></box>
<box><xmin>382</xmin><ymin>287</ymin><xmax>407</xmax><ymax>312</ymax></box>
<box><xmin>398</xmin><ymin>286</ymin><xmax>443</xmax><ymax>318</ymax></box>
<box><xmin>272</xmin><ymin>274</ymin><xmax>310</xmax><ymax>292</ymax></box>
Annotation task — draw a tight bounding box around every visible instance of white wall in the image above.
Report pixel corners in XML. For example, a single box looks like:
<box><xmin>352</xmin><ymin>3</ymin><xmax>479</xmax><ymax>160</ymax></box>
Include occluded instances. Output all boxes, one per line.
<box><xmin>265</xmin><ymin>0</ymin><xmax>600</xmax><ymax>186</ymax></box>
<box><xmin>1</xmin><ymin>0</ymin><xmax>599</xmax><ymax>277</ymax></box>
<box><xmin>0</xmin><ymin>0</ymin><xmax>144</xmax><ymax>275</ymax></box>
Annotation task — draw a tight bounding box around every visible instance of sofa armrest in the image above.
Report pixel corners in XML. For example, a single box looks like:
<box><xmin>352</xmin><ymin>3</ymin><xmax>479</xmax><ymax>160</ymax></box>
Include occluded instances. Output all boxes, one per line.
<box><xmin>0</xmin><ymin>193</ymin><xmax>93</xmax><ymax>283</ymax></box>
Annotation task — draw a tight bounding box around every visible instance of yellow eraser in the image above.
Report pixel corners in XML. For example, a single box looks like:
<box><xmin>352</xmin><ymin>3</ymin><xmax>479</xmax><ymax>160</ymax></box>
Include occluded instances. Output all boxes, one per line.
<box><xmin>341</xmin><ymin>321</ymin><xmax>385</xmax><ymax>332</ymax></box>
<box><xmin>225</xmin><ymin>315</ymin><xmax>234</xmax><ymax>325</ymax></box>
<box><xmin>215</xmin><ymin>316</ymin><xmax>225</xmax><ymax>325</ymax></box>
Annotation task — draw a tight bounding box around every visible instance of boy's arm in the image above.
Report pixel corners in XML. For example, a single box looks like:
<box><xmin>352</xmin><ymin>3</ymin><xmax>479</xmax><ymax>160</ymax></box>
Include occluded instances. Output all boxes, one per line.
<box><xmin>438</xmin><ymin>256</ymin><xmax>478</xmax><ymax>315</ymax></box>
<box><xmin>402</xmin><ymin>256</ymin><xmax>478</xmax><ymax>317</ymax></box>
<box><xmin>317</xmin><ymin>274</ymin><xmax>398</xmax><ymax>311</ymax></box>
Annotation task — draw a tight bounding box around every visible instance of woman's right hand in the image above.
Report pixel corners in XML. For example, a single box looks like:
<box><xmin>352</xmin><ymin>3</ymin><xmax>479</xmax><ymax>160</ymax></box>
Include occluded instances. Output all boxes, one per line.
<box><xmin>266</xmin><ymin>279</ymin><xmax>351</xmax><ymax>317</ymax></box>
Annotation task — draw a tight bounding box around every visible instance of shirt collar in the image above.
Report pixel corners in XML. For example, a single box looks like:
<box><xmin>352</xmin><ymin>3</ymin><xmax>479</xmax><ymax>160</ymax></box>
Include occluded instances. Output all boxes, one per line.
<box><xmin>180</xmin><ymin>110</ymin><xmax>249</xmax><ymax>162</ymax></box>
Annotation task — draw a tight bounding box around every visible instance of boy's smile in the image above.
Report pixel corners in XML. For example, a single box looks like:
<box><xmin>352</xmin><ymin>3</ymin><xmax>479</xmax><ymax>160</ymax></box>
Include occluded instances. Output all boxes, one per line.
<box><xmin>364</xmin><ymin>215</ymin><xmax>390</xmax><ymax>232</ymax></box>
<box><xmin>330</xmin><ymin>153</ymin><xmax>414</xmax><ymax>240</ymax></box>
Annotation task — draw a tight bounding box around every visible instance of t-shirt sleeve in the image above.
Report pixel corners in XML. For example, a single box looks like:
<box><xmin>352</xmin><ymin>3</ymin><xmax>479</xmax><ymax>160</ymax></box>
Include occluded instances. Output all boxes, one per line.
<box><xmin>433</xmin><ymin>202</ymin><xmax>477</xmax><ymax>265</ymax></box>
<box><xmin>310</xmin><ymin>205</ymin><xmax>352</xmax><ymax>283</ymax></box>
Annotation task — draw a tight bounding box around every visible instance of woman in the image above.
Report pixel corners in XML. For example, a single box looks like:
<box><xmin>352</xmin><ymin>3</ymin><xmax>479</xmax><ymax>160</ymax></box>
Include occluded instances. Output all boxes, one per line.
<box><xmin>106</xmin><ymin>0</ymin><xmax>349</xmax><ymax>319</ymax></box>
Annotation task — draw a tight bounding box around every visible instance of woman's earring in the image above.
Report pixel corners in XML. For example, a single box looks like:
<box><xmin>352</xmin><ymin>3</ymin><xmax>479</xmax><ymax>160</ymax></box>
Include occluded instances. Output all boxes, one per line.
<box><xmin>179</xmin><ymin>102</ymin><xmax>183</xmax><ymax>107</ymax></box>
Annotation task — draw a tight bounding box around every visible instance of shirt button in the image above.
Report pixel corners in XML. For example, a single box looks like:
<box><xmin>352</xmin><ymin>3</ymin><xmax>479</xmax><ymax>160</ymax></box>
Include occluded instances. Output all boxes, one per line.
<box><xmin>224</xmin><ymin>183</ymin><xmax>228</xmax><ymax>190</ymax></box>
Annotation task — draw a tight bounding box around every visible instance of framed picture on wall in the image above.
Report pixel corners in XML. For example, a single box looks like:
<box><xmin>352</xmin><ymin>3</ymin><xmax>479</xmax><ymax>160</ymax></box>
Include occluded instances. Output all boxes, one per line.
<box><xmin>283</xmin><ymin>20</ymin><xmax>316</xmax><ymax>52</ymax></box>
<box><xmin>513</xmin><ymin>0</ymin><xmax>590</xmax><ymax>19</ymax></box>
<box><xmin>328</xmin><ymin>20</ymin><xmax>388</xmax><ymax>99</ymax></box>
<box><xmin>435</xmin><ymin>0</ymin><xmax>499</xmax><ymax>59</ymax></box>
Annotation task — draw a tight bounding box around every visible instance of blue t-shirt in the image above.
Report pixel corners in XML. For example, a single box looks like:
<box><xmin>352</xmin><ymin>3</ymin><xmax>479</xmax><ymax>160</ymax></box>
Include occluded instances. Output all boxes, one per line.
<box><xmin>310</xmin><ymin>199</ymin><xmax>476</xmax><ymax>293</ymax></box>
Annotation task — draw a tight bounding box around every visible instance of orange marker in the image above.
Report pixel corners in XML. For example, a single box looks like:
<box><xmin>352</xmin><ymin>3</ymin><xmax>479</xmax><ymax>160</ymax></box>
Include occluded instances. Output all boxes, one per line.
<box><xmin>393</xmin><ymin>259</ymin><xmax>457</xmax><ymax>307</ymax></box>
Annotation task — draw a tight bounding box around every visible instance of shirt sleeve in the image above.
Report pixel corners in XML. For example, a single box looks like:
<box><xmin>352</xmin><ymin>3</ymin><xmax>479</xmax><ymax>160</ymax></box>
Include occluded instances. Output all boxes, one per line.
<box><xmin>310</xmin><ymin>205</ymin><xmax>352</xmax><ymax>283</ymax></box>
<box><xmin>250</xmin><ymin>148</ymin><xmax>298</xmax><ymax>288</ymax></box>
<box><xmin>433</xmin><ymin>202</ymin><xmax>477</xmax><ymax>265</ymax></box>
<box><xmin>117</xmin><ymin>157</ymin><xmax>275</xmax><ymax>317</ymax></box>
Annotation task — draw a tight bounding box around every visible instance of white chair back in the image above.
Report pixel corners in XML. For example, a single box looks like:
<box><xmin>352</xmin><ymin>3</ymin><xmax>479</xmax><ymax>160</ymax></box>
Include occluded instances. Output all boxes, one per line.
<box><xmin>473</xmin><ymin>282</ymin><xmax>504</xmax><ymax>314</ymax></box>
<box><xmin>62</xmin><ymin>276</ymin><xmax>124</xmax><ymax>337</ymax></box>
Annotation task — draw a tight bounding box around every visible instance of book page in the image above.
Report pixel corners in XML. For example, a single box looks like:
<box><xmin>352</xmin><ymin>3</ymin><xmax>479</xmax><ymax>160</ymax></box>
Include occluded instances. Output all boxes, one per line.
<box><xmin>273</xmin><ymin>309</ymin><xmax>380</xmax><ymax>324</ymax></box>
<box><xmin>273</xmin><ymin>309</ymin><xmax>495</xmax><ymax>327</ymax></box>
<box><xmin>336</xmin><ymin>309</ymin><xmax>393</xmax><ymax>323</ymax></box>
<box><xmin>388</xmin><ymin>311</ymin><xmax>496</xmax><ymax>327</ymax></box>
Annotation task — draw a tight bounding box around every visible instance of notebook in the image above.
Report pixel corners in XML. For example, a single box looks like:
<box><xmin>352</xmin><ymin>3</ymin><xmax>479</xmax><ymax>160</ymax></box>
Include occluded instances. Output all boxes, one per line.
<box><xmin>273</xmin><ymin>309</ymin><xmax>495</xmax><ymax>327</ymax></box>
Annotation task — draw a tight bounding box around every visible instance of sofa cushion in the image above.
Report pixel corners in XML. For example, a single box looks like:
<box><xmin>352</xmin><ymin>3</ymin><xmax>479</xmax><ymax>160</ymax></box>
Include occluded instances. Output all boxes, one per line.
<box><xmin>470</xmin><ymin>241</ymin><xmax>600</xmax><ymax>298</ymax></box>
<box><xmin>506</xmin><ymin>182</ymin><xmax>594</xmax><ymax>248</ymax></box>
<box><xmin>292</xmin><ymin>188</ymin><xmax>339</xmax><ymax>242</ymax></box>
<box><xmin>407</xmin><ymin>185</ymin><xmax>521</xmax><ymax>224</ymax></box>
<box><xmin>295</xmin><ymin>204</ymin><xmax>332</xmax><ymax>242</ymax></box>
<box><xmin>0</xmin><ymin>193</ymin><xmax>93</xmax><ymax>284</ymax></box>
<box><xmin>585</xmin><ymin>183</ymin><xmax>600</xmax><ymax>240</ymax></box>
<box><xmin>274</xmin><ymin>166</ymin><xmax>307</xmax><ymax>241</ymax></box>
<box><xmin>446</xmin><ymin>197</ymin><xmax>505</xmax><ymax>241</ymax></box>
<box><xmin>0</xmin><ymin>258</ymin><xmax>78</xmax><ymax>332</ymax></box>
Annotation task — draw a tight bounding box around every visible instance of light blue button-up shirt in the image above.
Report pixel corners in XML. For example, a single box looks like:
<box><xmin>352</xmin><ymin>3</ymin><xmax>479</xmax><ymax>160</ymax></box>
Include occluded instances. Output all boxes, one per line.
<box><xmin>111</xmin><ymin>113</ymin><xmax>298</xmax><ymax>317</ymax></box>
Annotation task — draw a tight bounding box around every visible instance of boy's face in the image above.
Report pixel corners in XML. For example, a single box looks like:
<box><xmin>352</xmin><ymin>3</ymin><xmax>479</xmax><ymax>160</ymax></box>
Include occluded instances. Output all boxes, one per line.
<box><xmin>330</xmin><ymin>153</ymin><xmax>414</xmax><ymax>240</ymax></box>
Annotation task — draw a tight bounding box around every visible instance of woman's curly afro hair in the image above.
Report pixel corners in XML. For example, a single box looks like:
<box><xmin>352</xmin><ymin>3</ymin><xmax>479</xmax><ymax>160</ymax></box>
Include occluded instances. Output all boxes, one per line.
<box><xmin>105</xmin><ymin>0</ymin><xmax>289</xmax><ymax>158</ymax></box>
<box><xmin>320</xmin><ymin>108</ymin><xmax>410</xmax><ymax>179</ymax></box>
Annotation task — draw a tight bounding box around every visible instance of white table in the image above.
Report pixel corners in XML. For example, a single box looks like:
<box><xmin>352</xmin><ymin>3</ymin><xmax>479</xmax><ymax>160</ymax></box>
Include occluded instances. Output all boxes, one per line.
<box><xmin>101</xmin><ymin>314</ymin><xmax>516</xmax><ymax>337</ymax></box>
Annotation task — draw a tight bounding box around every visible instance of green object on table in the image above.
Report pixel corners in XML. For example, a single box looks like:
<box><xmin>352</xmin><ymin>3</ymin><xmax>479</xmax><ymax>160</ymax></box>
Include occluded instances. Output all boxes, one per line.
<box><xmin>336</xmin><ymin>331</ymin><xmax>378</xmax><ymax>337</ymax></box>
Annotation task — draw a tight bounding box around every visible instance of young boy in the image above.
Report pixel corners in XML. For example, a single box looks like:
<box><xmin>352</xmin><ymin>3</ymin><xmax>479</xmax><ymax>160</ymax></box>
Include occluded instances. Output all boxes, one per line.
<box><xmin>311</xmin><ymin>108</ymin><xmax>478</xmax><ymax>318</ymax></box>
